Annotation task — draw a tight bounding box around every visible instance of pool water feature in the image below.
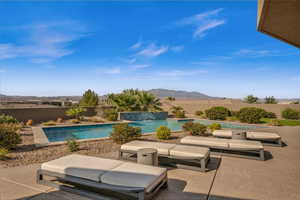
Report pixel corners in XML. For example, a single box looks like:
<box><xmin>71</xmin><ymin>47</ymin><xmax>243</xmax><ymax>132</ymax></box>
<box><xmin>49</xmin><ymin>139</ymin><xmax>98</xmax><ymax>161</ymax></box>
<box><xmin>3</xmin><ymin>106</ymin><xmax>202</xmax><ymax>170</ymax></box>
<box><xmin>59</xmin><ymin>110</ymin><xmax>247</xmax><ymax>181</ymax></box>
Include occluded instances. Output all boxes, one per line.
<box><xmin>43</xmin><ymin>119</ymin><xmax>263</xmax><ymax>143</ymax></box>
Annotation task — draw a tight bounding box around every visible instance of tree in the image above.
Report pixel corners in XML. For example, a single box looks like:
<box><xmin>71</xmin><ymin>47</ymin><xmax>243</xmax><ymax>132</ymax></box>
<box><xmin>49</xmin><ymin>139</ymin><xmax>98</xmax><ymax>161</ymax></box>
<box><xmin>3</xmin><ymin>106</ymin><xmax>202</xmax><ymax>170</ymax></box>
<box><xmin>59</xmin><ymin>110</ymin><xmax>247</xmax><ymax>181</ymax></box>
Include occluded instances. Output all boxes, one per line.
<box><xmin>264</xmin><ymin>96</ymin><xmax>277</xmax><ymax>104</ymax></box>
<box><xmin>79</xmin><ymin>89</ymin><xmax>99</xmax><ymax>107</ymax></box>
<box><xmin>66</xmin><ymin>107</ymin><xmax>86</xmax><ymax>120</ymax></box>
<box><xmin>166</xmin><ymin>96</ymin><xmax>175</xmax><ymax>101</ymax></box>
<box><xmin>170</xmin><ymin>106</ymin><xmax>185</xmax><ymax>118</ymax></box>
<box><xmin>244</xmin><ymin>95</ymin><xmax>258</xmax><ymax>104</ymax></box>
<box><xmin>106</xmin><ymin>89</ymin><xmax>162</xmax><ymax>112</ymax></box>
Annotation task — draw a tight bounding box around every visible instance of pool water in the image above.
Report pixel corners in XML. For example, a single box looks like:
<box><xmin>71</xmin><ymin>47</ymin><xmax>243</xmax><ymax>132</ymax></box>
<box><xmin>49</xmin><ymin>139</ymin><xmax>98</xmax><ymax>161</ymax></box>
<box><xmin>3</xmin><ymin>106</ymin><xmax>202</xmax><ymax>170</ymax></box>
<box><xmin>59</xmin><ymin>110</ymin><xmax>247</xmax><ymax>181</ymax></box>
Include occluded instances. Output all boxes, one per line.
<box><xmin>43</xmin><ymin>119</ymin><xmax>263</xmax><ymax>142</ymax></box>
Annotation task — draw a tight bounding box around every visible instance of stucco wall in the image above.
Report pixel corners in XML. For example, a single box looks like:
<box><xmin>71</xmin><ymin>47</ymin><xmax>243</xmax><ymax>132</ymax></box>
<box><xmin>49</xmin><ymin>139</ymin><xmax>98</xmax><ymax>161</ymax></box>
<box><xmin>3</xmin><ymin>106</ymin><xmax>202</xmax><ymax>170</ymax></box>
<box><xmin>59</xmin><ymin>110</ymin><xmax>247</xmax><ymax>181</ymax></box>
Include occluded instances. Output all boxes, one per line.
<box><xmin>0</xmin><ymin>107</ymin><xmax>96</xmax><ymax>123</ymax></box>
<box><xmin>118</xmin><ymin>111</ymin><xmax>168</xmax><ymax>121</ymax></box>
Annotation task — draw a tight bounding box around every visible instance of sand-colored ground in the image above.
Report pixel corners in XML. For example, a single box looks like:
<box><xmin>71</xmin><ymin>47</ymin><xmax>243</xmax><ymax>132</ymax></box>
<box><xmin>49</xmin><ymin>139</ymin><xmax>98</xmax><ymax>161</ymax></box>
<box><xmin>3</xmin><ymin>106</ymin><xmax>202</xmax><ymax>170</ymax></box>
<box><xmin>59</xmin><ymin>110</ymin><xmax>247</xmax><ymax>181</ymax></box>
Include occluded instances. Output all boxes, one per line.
<box><xmin>162</xmin><ymin>99</ymin><xmax>300</xmax><ymax>118</ymax></box>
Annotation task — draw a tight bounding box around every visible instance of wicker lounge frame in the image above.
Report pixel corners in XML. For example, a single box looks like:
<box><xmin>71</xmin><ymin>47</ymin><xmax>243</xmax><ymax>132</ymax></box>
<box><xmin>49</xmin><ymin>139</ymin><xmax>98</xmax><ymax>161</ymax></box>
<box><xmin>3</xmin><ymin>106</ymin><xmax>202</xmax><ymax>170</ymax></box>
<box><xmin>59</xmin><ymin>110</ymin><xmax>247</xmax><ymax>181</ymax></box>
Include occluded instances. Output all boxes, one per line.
<box><xmin>37</xmin><ymin>169</ymin><xmax>168</xmax><ymax>200</ymax></box>
<box><xmin>119</xmin><ymin>149</ymin><xmax>210</xmax><ymax>172</ymax></box>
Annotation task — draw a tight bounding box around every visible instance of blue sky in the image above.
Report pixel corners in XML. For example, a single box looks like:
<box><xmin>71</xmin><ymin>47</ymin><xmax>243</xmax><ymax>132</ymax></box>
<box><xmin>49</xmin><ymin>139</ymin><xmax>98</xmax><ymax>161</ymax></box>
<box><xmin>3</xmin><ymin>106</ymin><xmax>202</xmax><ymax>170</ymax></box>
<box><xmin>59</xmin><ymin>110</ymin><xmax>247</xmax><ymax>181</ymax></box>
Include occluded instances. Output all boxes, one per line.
<box><xmin>0</xmin><ymin>1</ymin><xmax>299</xmax><ymax>98</ymax></box>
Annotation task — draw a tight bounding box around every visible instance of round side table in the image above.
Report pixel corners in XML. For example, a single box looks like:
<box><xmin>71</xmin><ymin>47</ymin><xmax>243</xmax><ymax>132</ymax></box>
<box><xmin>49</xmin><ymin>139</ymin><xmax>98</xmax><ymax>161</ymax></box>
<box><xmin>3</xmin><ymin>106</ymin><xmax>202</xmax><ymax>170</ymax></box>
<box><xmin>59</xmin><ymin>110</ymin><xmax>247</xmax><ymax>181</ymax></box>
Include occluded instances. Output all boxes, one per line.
<box><xmin>137</xmin><ymin>148</ymin><xmax>158</xmax><ymax>166</ymax></box>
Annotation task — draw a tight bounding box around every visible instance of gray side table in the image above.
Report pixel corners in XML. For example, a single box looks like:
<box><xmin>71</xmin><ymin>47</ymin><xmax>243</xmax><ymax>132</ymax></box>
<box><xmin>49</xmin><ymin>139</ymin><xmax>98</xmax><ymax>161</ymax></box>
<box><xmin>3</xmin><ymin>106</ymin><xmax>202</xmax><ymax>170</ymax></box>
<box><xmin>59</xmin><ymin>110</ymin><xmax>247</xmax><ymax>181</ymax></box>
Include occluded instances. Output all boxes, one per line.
<box><xmin>137</xmin><ymin>148</ymin><xmax>158</xmax><ymax>166</ymax></box>
<box><xmin>232</xmin><ymin>130</ymin><xmax>247</xmax><ymax>140</ymax></box>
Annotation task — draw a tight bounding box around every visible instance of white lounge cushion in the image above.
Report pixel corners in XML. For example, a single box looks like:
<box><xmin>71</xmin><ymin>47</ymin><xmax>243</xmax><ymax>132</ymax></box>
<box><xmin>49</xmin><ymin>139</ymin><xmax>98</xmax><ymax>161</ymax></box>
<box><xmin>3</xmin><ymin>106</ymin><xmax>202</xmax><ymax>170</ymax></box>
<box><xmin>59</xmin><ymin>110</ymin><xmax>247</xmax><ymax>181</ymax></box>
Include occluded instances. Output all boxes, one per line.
<box><xmin>229</xmin><ymin>140</ymin><xmax>263</xmax><ymax>150</ymax></box>
<box><xmin>169</xmin><ymin>145</ymin><xmax>209</xmax><ymax>159</ymax></box>
<box><xmin>121</xmin><ymin>140</ymin><xmax>176</xmax><ymax>155</ymax></box>
<box><xmin>212</xmin><ymin>130</ymin><xmax>233</xmax><ymax>138</ymax></box>
<box><xmin>246</xmin><ymin>131</ymin><xmax>281</xmax><ymax>140</ymax></box>
<box><xmin>41</xmin><ymin>154</ymin><xmax>123</xmax><ymax>182</ymax></box>
<box><xmin>101</xmin><ymin>162</ymin><xmax>167</xmax><ymax>193</ymax></box>
<box><xmin>180</xmin><ymin>136</ymin><xmax>229</xmax><ymax>148</ymax></box>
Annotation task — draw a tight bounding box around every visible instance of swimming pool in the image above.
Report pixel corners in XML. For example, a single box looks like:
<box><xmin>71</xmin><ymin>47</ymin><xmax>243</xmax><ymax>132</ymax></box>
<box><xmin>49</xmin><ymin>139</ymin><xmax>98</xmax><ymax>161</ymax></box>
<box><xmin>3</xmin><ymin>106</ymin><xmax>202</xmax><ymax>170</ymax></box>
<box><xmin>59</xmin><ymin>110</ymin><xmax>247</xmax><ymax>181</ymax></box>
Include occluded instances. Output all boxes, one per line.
<box><xmin>43</xmin><ymin>119</ymin><xmax>263</xmax><ymax>142</ymax></box>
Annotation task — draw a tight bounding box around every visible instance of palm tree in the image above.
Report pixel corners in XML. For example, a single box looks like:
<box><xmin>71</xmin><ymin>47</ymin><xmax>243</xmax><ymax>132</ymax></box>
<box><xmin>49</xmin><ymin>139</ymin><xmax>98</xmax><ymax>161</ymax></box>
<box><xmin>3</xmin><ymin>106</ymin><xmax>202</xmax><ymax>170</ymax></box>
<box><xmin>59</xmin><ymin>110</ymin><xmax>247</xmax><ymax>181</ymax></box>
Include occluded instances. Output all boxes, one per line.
<box><xmin>105</xmin><ymin>89</ymin><xmax>162</xmax><ymax>112</ymax></box>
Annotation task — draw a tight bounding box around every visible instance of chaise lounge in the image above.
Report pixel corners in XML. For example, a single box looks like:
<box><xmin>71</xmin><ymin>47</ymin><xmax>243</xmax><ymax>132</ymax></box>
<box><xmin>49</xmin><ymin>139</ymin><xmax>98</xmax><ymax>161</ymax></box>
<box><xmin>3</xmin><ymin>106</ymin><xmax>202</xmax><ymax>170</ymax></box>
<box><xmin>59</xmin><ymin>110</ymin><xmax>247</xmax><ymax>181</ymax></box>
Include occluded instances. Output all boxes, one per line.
<box><xmin>37</xmin><ymin>154</ymin><xmax>168</xmax><ymax>200</ymax></box>
<box><xmin>180</xmin><ymin>136</ymin><xmax>265</xmax><ymax>160</ymax></box>
<box><xmin>120</xmin><ymin>140</ymin><xmax>210</xmax><ymax>172</ymax></box>
<box><xmin>212</xmin><ymin>130</ymin><xmax>283</xmax><ymax>147</ymax></box>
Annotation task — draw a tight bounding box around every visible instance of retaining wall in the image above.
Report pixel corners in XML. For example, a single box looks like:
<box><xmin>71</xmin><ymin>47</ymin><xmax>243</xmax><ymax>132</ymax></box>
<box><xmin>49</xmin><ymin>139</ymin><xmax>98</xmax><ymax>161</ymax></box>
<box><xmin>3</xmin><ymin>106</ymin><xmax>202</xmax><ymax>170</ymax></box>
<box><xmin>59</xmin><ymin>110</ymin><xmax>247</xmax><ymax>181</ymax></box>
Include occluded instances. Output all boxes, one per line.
<box><xmin>0</xmin><ymin>107</ymin><xmax>96</xmax><ymax>123</ymax></box>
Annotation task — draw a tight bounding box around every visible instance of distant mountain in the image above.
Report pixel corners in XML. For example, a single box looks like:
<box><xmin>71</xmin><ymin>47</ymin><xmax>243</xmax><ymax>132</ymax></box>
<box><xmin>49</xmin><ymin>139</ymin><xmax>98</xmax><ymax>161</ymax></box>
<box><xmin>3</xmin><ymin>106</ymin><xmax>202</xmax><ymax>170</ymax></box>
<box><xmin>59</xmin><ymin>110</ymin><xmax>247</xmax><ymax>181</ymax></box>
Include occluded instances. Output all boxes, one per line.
<box><xmin>148</xmin><ymin>89</ymin><xmax>217</xmax><ymax>99</ymax></box>
<box><xmin>0</xmin><ymin>93</ymin><xmax>6</xmax><ymax>97</ymax></box>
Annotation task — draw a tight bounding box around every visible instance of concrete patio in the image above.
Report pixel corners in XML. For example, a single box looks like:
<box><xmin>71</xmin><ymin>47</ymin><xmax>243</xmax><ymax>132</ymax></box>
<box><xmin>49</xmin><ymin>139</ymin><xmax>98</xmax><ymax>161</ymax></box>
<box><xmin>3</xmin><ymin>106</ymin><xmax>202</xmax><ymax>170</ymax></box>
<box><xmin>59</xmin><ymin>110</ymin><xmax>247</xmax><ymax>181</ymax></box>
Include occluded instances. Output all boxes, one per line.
<box><xmin>1</xmin><ymin>126</ymin><xmax>300</xmax><ymax>200</ymax></box>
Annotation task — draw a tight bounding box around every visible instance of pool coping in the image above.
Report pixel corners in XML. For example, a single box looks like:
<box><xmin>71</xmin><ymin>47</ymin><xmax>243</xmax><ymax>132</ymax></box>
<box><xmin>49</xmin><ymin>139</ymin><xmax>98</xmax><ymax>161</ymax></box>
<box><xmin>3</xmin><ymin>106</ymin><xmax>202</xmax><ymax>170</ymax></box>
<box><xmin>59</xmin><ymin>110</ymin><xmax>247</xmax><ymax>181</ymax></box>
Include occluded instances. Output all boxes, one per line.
<box><xmin>32</xmin><ymin>118</ymin><xmax>267</xmax><ymax>147</ymax></box>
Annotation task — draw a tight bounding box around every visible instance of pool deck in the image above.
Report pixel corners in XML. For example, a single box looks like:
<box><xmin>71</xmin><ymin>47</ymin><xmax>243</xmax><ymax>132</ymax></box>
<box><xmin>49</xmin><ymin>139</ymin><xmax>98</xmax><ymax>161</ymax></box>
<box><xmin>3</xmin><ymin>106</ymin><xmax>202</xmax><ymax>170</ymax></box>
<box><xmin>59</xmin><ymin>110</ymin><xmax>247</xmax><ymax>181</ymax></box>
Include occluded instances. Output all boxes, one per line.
<box><xmin>1</xmin><ymin>126</ymin><xmax>300</xmax><ymax>200</ymax></box>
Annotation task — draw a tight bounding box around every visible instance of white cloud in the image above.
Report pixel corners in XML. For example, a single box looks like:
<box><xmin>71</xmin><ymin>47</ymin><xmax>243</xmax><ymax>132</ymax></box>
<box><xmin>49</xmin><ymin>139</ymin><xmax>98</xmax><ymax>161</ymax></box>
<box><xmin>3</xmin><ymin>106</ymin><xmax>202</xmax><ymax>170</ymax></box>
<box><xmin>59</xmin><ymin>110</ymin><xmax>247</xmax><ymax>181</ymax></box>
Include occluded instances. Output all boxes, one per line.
<box><xmin>130</xmin><ymin>40</ymin><xmax>142</xmax><ymax>50</ymax></box>
<box><xmin>103</xmin><ymin>67</ymin><xmax>121</xmax><ymax>74</ymax></box>
<box><xmin>124</xmin><ymin>57</ymin><xmax>137</xmax><ymax>64</ymax></box>
<box><xmin>191</xmin><ymin>61</ymin><xmax>216</xmax><ymax>65</ymax></box>
<box><xmin>136</xmin><ymin>43</ymin><xmax>169</xmax><ymax>57</ymax></box>
<box><xmin>171</xmin><ymin>45</ymin><xmax>184</xmax><ymax>52</ymax></box>
<box><xmin>0</xmin><ymin>20</ymin><xmax>88</xmax><ymax>63</ymax></box>
<box><xmin>233</xmin><ymin>49</ymin><xmax>273</xmax><ymax>57</ymax></box>
<box><xmin>157</xmin><ymin>69</ymin><xmax>207</xmax><ymax>77</ymax></box>
<box><xmin>194</xmin><ymin>19</ymin><xmax>225</xmax><ymax>38</ymax></box>
<box><xmin>176</xmin><ymin>8</ymin><xmax>225</xmax><ymax>38</ymax></box>
<box><xmin>130</xmin><ymin>64</ymin><xmax>150</xmax><ymax>70</ymax></box>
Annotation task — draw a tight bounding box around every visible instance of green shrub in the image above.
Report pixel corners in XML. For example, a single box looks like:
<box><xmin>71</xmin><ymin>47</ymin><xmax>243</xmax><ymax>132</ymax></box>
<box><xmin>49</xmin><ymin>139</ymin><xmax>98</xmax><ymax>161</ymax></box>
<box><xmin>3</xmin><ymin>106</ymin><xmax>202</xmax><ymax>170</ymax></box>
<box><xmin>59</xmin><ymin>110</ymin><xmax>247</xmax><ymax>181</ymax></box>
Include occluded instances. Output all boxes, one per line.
<box><xmin>282</xmin><ymin>108</ymin><xmax>300</xmax><ymax>120</ymax></box>
<box><xmin>66</xmin><ymin>107</ymin><xmax>86</xmax><ymax>120</ymax></box>
<box><xmin>42</xmin><ymin>120</ymin><xmax>56</xmax><ymax>126</ymax></box>
<box><xmin>182</xmin><ymin>121</ymin><xmax>194</xmax><ymax>132</ymax></box>
<box><xmin>182</xmin><ymin>122</ymin><xmax>207</xmax><ymax>136</ymax></box>
<box><xmin>66</xmin><ymin>138</ymin><xmax>79</xmax><ymax>152</ymax></box>
<box><xmin>110</xmin><ymin>123</ymin><xmax>141</xmax><ymax>144</ymax></box>
<box><xmin>244</xmin><ymin>95</ymin><xmax>258</xmax><ymax>104</ymax></box>
<box><xmin>79</xmin><ymin>89</ymin><xmax>99</xmax><ymax>107</ymax></box>
<box><xmin>205</xmin><ymin>106</ymin><xmax>231</xmax><ymax>120</ymax></box>
<box><xmin>171</xmin><ymin>106</ymin><xmax>186</xmax><ymax>118</ymax></box>
<box><xmin>237</xmin><ymin>107</ymin><xmax>267</xmax><ymax>124</ymax></box>
<box><xmin>195</xmin><ymin>110</ymin><xmax>203</xmax><ymax>116</ymax></box>
<box><xmin>103</xmin><ymin>108</ymin><xmax>118</xmax><ymax>121</ymax></box>
<box><xmin>226</xmin><ymin>116</ymin><xmax>238</xmax><ymax>121</ymax></box>
<box><xmin>0</xmin><ymin>123</ymin><xmax>22</xmax><ymax>150</ymax></box>
<box><xmin>156</xmin><ymin>126</ymin><xmax>171</xmax><ymax>140</ymax></box>
<box><xmin>265</xmin><ymin>112</ymin><xmax>277</xmax><ymax>119</ymax></box>
<box><xmin>0</xmin><ymin>148</ymin><xmax>9</xmax><ymax>160</ymax></box>
<box><xmin>0</xmin><ymin>114</ymin><xmax>18</xmax><ymax>124</ymax></box>
<box><xmin>264</xmin><ymin>96</ymin><xmax>277</xmax><ymax>104</ymax></box>
<box><xmin>209</xmin><ymin>123</ymin><xmax>221</xmax><ymax>132</ymax></box>
<box><xmin>269</xmin><ymin>119</ymin><xmax>281</xmax><ymax>126</ymax></box>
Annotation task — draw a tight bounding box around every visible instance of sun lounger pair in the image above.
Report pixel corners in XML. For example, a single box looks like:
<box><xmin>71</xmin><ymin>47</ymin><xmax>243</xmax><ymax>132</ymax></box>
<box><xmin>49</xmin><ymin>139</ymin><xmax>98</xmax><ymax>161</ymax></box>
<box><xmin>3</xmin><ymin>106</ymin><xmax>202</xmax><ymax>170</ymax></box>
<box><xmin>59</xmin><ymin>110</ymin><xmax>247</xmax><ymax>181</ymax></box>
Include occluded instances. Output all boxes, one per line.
<box><xmin>180</xmin><ymin>136</ymin><xmax>265</xmax><ymax>160</ymax></box>
<box><xmin>37</xmin><ymin>154</ymin><xmax>168</xmax><ymax>200</ymax></box>
<box><xmin>120</xmin><ymin>140</ymin><xmax>210</xmax><ymax>172</ymax></box>
<box><xmin>212</xmin><ymin>130</ymin><xmax>283</xmax><ymax>146</ymax></box>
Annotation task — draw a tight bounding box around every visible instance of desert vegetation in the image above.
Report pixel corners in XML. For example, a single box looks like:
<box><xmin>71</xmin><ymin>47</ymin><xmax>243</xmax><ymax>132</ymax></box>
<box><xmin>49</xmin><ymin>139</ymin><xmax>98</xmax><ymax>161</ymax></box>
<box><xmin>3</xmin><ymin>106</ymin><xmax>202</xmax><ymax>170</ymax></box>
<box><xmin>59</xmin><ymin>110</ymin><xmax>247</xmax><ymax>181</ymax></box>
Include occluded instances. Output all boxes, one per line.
<box><xmin>106</xmin><ymin>89</ymin><xmax>162</xmax><ymax>112</ymax></box>
<box><xmin>110</xmin><ymin>123</ymin><xmax>142</xmax><ymax>144</ymax></box>
<box><xmin>182</xmin><ymin>122</ymin><xmax>207</xmax><ymax>136</ymax></box>
<box><xmin>79</xmin><ymin>89</ymin><xmax>99</xmax><ymax>107</ymax></box>
<box><xmin>170</xmin><ymin>106</ymin><xmax>186</xmax><ymax>118</ymax></box>
<box><xmin>156</xmin><ymin>126</ymin><xmax>171</xmax><ymax>140</ymax></box>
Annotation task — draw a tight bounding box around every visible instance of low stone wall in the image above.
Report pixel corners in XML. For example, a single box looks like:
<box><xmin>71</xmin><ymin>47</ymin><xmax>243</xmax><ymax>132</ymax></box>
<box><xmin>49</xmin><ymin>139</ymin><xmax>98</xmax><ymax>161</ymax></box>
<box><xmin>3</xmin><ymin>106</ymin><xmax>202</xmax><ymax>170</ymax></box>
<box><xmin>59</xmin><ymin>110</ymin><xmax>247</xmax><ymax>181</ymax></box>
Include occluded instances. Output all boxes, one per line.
<box><xmin>0</xmin><ymin>107</ymin><xmax>96</xmax><ymax>123</ymax></box>
<box><xmin>118</xmin><ymin>111</ymin><xmax>168</xmax><ymax>121</ymax></box>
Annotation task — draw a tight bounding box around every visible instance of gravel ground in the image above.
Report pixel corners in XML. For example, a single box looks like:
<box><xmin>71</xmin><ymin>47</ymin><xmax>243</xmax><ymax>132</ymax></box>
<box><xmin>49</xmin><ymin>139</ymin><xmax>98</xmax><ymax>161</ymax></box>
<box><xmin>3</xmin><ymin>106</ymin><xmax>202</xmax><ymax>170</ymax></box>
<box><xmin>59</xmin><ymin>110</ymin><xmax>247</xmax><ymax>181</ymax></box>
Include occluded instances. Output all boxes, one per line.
<box><xmin>0</xmin><ymin>127</ymin><xmax>186</xmax><ymax>168</ymax></box>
